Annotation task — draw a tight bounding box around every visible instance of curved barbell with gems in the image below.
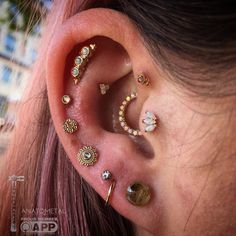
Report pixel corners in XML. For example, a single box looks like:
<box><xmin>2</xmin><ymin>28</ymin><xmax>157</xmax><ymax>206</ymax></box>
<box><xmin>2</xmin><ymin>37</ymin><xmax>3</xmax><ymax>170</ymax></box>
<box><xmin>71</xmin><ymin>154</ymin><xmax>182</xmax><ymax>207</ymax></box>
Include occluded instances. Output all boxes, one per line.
<box><xmin>119</xmin><ymin>92</ymin><xmax>142</xmax><ymax>136</ymax></box>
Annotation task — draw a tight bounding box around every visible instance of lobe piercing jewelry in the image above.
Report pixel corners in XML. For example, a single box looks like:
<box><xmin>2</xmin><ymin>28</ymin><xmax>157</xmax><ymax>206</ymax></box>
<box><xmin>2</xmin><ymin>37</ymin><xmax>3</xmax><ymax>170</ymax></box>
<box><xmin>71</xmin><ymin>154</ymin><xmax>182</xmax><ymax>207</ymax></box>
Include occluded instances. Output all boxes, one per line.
<box><xmin>71</xmin><ymin>44</ymin><xmax>96</xmax><ymax>84</ymax></box>
<box><xmin>101</xmin><ymin>170</ymin><xmax>112</xmax><ymax>181</ymax></box>
<box><xmin>142</xmin><ymin>111</ymin><xmax>157</xmax><ymax>132</ymax></box>
<box><xmin>119</xmin><ymin>92</ymin><xmax>142</xmax><ymax>136</ymax></box>
<box><xmin>137</xmin><ymin>74</ymin><xmax>150</xmax><ymax>86</ymax></box>
<box><xmin>77</xmin><ymin>146</ymin><xmax>98</xmax><ymax>166</ymax></box>
<box><xmin>126</xmin><ymin>182</ymin><xmax>151</xmax><ymax>206</ymax></box>
<box><xmin>105</xmin><ymin>180</ymin><xmax>116</xmax><ymax>205</ymax></box>
<box><xmin>99</xmin><ymin>83</ymin><xmax>110</xmax><ymax>95</ymax></box>
<box><xmin>62</xmin><ymin>95</ymin><xmax>71</xmax><ymax>105</ymax></box>
<box><xmin>63</xmin><ymin>118</ymin><xmax>78</xmax><ymax>133</ymax></box>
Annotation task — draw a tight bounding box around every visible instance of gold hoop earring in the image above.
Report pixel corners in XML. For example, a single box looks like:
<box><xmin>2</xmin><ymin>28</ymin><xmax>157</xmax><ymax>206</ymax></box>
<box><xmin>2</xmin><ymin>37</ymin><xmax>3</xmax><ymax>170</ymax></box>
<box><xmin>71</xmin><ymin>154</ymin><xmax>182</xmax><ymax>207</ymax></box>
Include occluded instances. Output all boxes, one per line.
<box><xmin>119</xmin><ymin>92</ymin><xmax>142</xmax><ymax>136</ymax></box>
<box><xmin>105</xmin><ymin>180</ymin><xmax>116</xmax><ymax>205</ymax></box>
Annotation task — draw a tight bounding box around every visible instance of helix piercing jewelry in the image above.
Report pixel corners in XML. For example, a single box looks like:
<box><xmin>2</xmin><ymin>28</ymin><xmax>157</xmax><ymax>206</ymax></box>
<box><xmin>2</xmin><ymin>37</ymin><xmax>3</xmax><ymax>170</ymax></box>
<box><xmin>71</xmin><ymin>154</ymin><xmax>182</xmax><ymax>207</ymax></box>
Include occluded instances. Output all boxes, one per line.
<box><xmin>126</xmin><ymin>182</ymin><xmax>151</xmax><ymax>206</ymax></box>
<box><xmin>77</xmin><ymin>146</ymin><xmax>98</xmax><ymax>166</ymax></box>
<box><xmin>71</xmin><ymin>44</ymin><xmax>96</xmax><ymax>85</ymax></box>
<box><xmin>101</xmin><ymin>170</ymin><xmax>112</xmax><ymax>181</ymax></box>
<box><xmin>142</xmin><ymin>111</ymin><xmax>157</xmax><ymax>132</ymax></box>
<box><xmin>63</xmin><ymin>118</ymin><xmax>78</xmax><ymax>133</ymax></box>
<box><xmin>61</xmin><ymin>95</ymin><xmax>71</xmax><ymax>105</ymax></box>
<box><xmin>137</xmin><ymin>74</ymin><xmax>150</xmax><ymax>86</ymax></box>
<box><xmin>119</xmin><ymin>92</ymin><xmax>142</xmax><ymax>136</ymax></box>
<box><xmin>105</xmin><ymin>180</ymin><xmax>116</xmax><ymax>205</ymax></box>
<box><xmin>99</xmin><ymin>83</ymin><xmax>110</xmax><ymax>95</ymax></box>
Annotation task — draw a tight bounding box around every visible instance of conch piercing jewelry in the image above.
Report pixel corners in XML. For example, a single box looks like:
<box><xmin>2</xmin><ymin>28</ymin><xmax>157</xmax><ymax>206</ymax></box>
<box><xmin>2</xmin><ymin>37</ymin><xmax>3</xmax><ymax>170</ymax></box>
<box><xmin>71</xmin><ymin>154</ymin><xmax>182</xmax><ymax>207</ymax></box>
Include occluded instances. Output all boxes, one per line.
<box><xmin>61</xmin><ymin>95</ymin><xmax>71</xmax><ymax>105</ymax></box>
<box><xmin>142</xmin><ymin>111</ymin><xmax>157</xmax><ymax>133</ymax></box>
<box><xmin>71</xmin><ymin>44</ymin><xmax>96</xmax><ymax>85</ymax></box>
<box><xmin>99</xmin><ymin>83</ymin><xmax>110</xmax><ymax>95</ymax></box>
<box><xmin>63</xmin><ymin>118</ymin><xmax>78</xmax><ymax>133</ymax></box>
<box><xmin>105</xmin><ymin>180</ymin><xmax>116</xmax><ymax>205</ymax></box>
<box><xmin>137</xmin><ymin>74</ymin><xmax>150</xmax><ymax>86</ymax></box>
<box><xmin>77</xmin><ymin>146</ymin><xmax>98</xmax><ymax>166</ymax></box>
<box><xmin>119</xmin><ymin>92</ymin><xmax>142</xmax><ymax>136</ymax></box>
<box><xmin>126</xmin><ymin>182</ymin><xmax>151</xmax><ymax>206</ymax></box>
<box><xmin>101</xmin><ymin>170</ymin><xmax>112</xmax><ymax>181</ymax></box>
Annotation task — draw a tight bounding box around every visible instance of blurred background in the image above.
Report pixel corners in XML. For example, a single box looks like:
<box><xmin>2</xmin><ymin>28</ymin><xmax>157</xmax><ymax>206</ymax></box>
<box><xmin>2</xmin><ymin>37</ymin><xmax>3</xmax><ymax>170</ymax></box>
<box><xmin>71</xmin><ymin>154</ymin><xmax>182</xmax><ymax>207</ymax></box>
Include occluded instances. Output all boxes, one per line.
<box><xmin>0</xmin><ymin>0</ymin><xmax>51</xmax><ymax>155</ymax></box>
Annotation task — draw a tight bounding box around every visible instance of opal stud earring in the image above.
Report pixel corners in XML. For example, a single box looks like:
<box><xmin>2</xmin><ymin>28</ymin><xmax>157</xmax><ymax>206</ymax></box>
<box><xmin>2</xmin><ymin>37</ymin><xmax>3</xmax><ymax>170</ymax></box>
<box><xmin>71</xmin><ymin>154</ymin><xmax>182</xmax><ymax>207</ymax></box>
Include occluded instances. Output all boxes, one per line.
<box><xmin>105</xmin><ymin>180</ymin><xmax>116</xmax><ymax>205</ymax></box>
<box><xmin>126</xmin><ymin>182</ymin><xmax>151</xmax><ymax>206</ymax></box>
<box><xmin>119</xmin><ymin>92</ymin><xmax>142</xmax><ymax>136</ymax></box>
<box><xmin>63</xmin><ymin>118</ymin><xmax>78</xmax><ymax>133</ymax></box>
<box><xmin>61</xmin><ymin>95</ymin><xmax>71</xmax><ymax>105</ymax></box>
<box><xmin>101</xmin><ymin>170</ymin><xmax>112</xmax><ymax>181</ymax></box>
<box><xmin>142</xmin><ymin>111</ymin><xmax>157</xmax><ymax>132</ymax></box>
<box><xmin>77</xmin><ymin>146</ymin><xmax>98</xmax><ymax>166</ymax></box>
<box><xmin>137</xmin><ymin>74</ymin><xmax>150</xmax><ymax>86</ymax></box>
<box><xmin>71</xmin><ymin>44</ymin><xmax>96</xmax><ymax>84</ymax></box>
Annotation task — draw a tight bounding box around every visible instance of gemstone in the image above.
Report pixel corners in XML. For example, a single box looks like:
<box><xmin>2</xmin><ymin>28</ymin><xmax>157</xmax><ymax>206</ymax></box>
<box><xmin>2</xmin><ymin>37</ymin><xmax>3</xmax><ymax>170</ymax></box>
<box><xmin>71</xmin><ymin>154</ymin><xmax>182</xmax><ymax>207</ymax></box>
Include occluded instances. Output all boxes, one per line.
<box><xmin>119</xmin><ymin>111</ymin><xmax>124</xmax><ymax>116</ymax></box>
<box><xmin>71</xmin><ymin>67</ymin><xmax>79</xmax><ymax>77</ymax></box>
<box><xmin>146</xmin><ymin>111</ymin><xmax>156</xmax><ymax>119</ymax></box>
<box><xmin>77</xmin><ymin>146</ymin><xmax>97</xmax><ymax>166</ymax></box>
<box><xmin>126</xmin><ymin>183</ymin><xmax>151</xmax><ymax>206</ymax></box>
<box><xmin>145</xmin><ymin>124</ymin><xmax>156</xmax><ymax>132</ymax></box>
<box><xmin>81</xmin><ymin>46</ymin><xmax>90</xmax><ymax>58</ymax></box>
<box><xmin>75</xmin><ymin>56</ymin><xmax>83</xmax><ymax>66</ymax></box>
<box><xmin>63</xmin><ymin>118</ymin><xmax>78</xmax><ymax>133</ymax></box>
<box><xmin>143</xmin><ymin>118</ymin><xmax>155</xmax><ymax>125</ymax></box>
<box><xmin>61</xmin><ymin>95</ymin><xmax>71</xmax><ymax>105</ymax></box>
<box><xmin>101</xmin><ymin>170</ymin><xmax>112</xmax><ymax>181</ymax></box>
<box><xmin>126</xmin><ymin>96</ymin><xmax>131</xmax><ymax>101</ymax></box>
<box><xmin>133</xmin><ymin>130</ymin><xmax>138</xmax><ymax>136</ymax></box>
<box><xmin>120</xmin><ymin>105</ymin><xmax>125</xmax><ymax>111</ymax></box>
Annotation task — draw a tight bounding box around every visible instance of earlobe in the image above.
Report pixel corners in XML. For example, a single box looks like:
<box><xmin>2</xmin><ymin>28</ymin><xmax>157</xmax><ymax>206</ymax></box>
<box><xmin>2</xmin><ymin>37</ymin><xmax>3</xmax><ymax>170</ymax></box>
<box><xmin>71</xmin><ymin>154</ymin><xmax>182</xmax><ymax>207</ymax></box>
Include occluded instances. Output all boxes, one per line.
<box><xmin>46</xmin><ymin>8</ymin><xmax>159</xmax><ymax>233</ymax></box>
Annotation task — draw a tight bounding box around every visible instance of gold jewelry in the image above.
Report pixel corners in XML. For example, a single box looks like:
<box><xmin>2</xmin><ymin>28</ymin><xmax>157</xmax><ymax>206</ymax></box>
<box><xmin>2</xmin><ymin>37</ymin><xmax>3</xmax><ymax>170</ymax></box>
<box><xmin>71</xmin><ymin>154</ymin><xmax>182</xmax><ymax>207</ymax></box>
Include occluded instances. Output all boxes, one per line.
<box><xmin>119</xmin><ymin>92</ymin><xmax>142</xmax><ymax>136</ymax></box>
<box><xmin>126</xmin><ymin>182</ymin><xmax>151</xmax><ymax>206</ymax></box>
<box><xmin>77</xmin><ymin>146</ymin><xmax>98</xmax><ymax>166</ymax></box>
<box><xmin>99</xmin><ymin>83</ymin><xmax>110</xmax><ymax>95</ymax></box>
<box><xmin>62</xmin><ymin>95</ymin><xmax>71</xmax><ymax>105</ymax></box>
<box><xmin>137</xmin><ymin>74</ymin><xmax>150</xmax><ymax>86</ymax></box>
<box><xmin>105</xmin><ymin>180</ymin><xmax>116</xmax><ymax>205</ymax></box>
<box><xmin>142</xmin><ymin>111</ymin><xmax>157</xmax><ymax>132</ymax></box>
<box><xmin>63</xmin><ymin>118</ymin><xmax>78</xmax><ymax>133</ymax></box>
<box><xmin>71</xmin><ymin>44</ymin><xmax>96</xmax><ymax>84</ymax></box>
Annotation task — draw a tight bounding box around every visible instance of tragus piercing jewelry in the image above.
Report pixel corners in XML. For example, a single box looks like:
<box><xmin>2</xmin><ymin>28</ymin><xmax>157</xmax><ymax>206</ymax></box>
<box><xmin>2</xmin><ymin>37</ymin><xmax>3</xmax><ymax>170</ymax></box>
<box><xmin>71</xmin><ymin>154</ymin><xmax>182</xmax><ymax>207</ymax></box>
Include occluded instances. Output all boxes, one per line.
<box><xmin>137</xmin><ymin>74</ymin><xmax>150</xmax><ymax>86</ymax></box>
<box><xmin>99</xmin><ymin>83</ymin><xmax>110</xmax><ymax>95</ymax></box>
<box><xmin>126</xmin><ymin>182</ymin><xmax>151</xmax><ymax>206</ymax></box>
<box><xmin>142</xmin><ymin>111</ymin><xmax>157</xmax><ymax>132</ymax></box>
<box><xmin>101</xmin><ymin>170</ymin><xmax>112</xmax><ymax>181</ymax></box>
<box><xmin>77</xmin><ymin>146</ymin><xmax>98</xmax><ymax>166</ymax></box>
<box><xmin>105</xmin><ymin>180</ymin><xmax>116</xmax><ymax>205</ymax></box>
<box><xmin>71</xmin><ymin>44</ymin><xmax>96</xmax><ymax>85</ymax></box>
<box><xmin>119</xmin><ymin>92</ymin><xmax>142</xmax><ymax>136</ymax></box>
<box><xmin>62</xmin><ymin>95</ymin><xmax>71</xmax><ymax>105</ymax></box>
<box><xmin>63</xmin><ymin>118</ymin><xmax>78</xmax><ymax>133</ymax></box>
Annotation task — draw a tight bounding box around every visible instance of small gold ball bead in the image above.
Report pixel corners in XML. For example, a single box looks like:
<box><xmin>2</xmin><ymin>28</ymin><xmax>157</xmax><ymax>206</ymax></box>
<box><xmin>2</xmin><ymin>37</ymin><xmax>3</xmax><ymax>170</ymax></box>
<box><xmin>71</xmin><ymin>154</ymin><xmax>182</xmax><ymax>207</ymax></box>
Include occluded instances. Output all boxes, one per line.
<box><xmin>62</xmin><ymin>95</ymin><xmax>71</xmax><ymax>105</ymax></box>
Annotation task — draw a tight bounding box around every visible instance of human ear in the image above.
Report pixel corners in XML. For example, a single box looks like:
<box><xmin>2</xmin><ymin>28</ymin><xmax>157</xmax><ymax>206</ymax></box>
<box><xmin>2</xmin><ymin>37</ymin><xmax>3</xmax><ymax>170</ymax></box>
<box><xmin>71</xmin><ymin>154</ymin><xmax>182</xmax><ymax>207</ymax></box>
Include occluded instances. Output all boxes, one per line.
<box><xmin>46</xmin><ymin>8</ymin><xmax>160</xmax><ymax>234</ymax></box>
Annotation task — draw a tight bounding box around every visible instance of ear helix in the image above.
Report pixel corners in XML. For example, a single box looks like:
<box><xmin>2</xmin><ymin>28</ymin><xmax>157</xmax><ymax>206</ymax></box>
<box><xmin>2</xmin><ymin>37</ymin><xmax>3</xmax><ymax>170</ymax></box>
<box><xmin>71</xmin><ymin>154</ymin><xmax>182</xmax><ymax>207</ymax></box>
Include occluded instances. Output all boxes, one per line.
<box><xmin>61</xmin><ymin>43</ymin><xmax>152</xmax><ymax>206</ymax></box>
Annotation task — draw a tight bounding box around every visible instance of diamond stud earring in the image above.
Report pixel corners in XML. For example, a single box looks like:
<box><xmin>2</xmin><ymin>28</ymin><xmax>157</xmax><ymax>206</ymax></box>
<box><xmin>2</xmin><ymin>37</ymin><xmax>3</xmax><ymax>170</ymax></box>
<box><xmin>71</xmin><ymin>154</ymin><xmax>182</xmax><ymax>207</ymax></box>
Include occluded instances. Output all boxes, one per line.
<box><xmin>77</xmin><ymin>146</ymin><xmax>98</xmax><ymax>166</ymax></box>
<box><xmin>101</xmin><ymin>170</ymin><xmax>112</xmax><ymax>181</ymax></box>
<box><xmin>119</xmin><ymin>92</ymin><xmax>142</xmax><ymax>136</ymax></box>
<box><xmin>142</xmin><ymin>111</ymin><xmax>157</xmax><ymax>132</ymax></box>
<box><xmin>71</xmin><ymin>44</ymin><xmax>96</xmax><ymax>84</ymax></box>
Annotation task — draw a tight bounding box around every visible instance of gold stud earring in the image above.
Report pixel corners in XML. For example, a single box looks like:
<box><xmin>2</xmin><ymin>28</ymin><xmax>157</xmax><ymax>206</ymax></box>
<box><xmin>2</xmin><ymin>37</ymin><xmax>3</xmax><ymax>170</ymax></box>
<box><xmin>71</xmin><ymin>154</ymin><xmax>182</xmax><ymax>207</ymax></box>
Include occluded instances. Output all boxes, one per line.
<box><xmin>63</xmin><ymin>118</ymin><xmax>78</xmax><ymax>133</ymax></box>
<box><xmin>137</xmin><ymin>74</ymin><xmax>150</xmax><ymax>86</ymax></box>
<box><xmin>119</xmin><ymin>92</ymin><xmax>142</xmax><ymax>136</ymax></box>
<box><xmin>105</xmin><ymin>180</ymin><xmax>116</xmax><ymax>205</ymax></box>
<box><xmin>99</xmin><ymin>83</ymin><xmax>110</xmax><ymax>95</ymax></box>
<box><xmin>126</xmin><ymin>182</ymin><xmax>151</xmax><ymax>206</ymax></box>
<box><xmin>71</xmin><ymin>44</ymin><xmax>96</xmax><ymax>84</ymax></box>
<box><xmin>77</xmin><ymin>146</ymin><xmax>98</xmax><ymax>166</ymax></box>
<box><xmin>61</xmin><ymin>95</ymin><xmax>71</xmax><ymax>105</ymax></box>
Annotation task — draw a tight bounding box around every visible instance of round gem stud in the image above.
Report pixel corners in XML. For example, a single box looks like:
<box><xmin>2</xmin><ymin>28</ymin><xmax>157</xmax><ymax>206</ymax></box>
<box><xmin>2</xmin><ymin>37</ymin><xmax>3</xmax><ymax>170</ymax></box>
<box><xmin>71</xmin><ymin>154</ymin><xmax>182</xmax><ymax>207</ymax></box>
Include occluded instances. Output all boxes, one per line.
<box><xmin>126</xmin><ymin>182</ymin><xmax>151</xmax><ymax>206</ymax></box>
<box><xmin>101</xmin><ymin>170</ymin><xmax>112</xmax><ymax>181</ymax></box>
<box><xmin>81</xmin><ymin>46</ymin><xmax>90</xmax><ymax>58</ymax></box>
<box><xmin>71</xmin><ymin>67</ymin><xmax>80</xmax><ymax>77</ymax></box>
<box><xmin>77</xmin><ymin>146</ymin><xmax>98</xmax><ymax>166</ymax></box>
<box><xmin>61</xmin><ymin>95</ymin><xmax>71</xmax><ymax>105</ymax></box>
<box><xmin>75</xmin><ymin>56</ymin><xmax>83</xmax><ymax>66</ymax></box>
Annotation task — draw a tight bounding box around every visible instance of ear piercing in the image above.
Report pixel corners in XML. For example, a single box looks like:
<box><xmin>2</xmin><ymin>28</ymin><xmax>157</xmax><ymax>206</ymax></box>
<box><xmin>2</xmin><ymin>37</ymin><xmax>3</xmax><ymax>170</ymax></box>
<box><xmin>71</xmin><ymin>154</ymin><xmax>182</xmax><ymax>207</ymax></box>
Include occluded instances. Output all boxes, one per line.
<box><xmin>105</xmin><ymin>180</ymin><xmax>116</xmax><ymax>205</ymax></box>
<box><xmin>63</xmin><ymin>118</ymin><xmax>78</xmax><ymax>133</ymax></box>
<box><xmin>137</xmin><ymin>74</ymin><xmax>150</xmax><ymax>86</ymax></box>
<box><xmin>77</xmin><ymin>146</ymin><xmax>98</xmax><ymax>166</ymax></box>
<box><xmin>99</xmin><ymin>83</ymin><xmax>110</xmax><ymax>95</ymax></box>
<box><xmin>126</xmin><ymin>182</ymin><xmax>151</xmax><ymax>206</ymax></box>
<box><xmin>62</xmin><ymin>95</ymin><xmax>71</xmax><ymax>105</ymax></box>
<box><xmin>101</xmin><ymin>170</ymin><xmax>112</xmax><ymax>181</ymax></box>
<box><xmin>119</xmin><ymin>92</ymin><xmax>142</xmax><ymax>136</ymax></box>
<box><xmin>71</xmin><ymin>44</ymin><xmax>96</xmax><ymax>84</ymax></box>
<box><xmin>142</xmin><ymin>111</ymin><xmax>157</xmax><ymax>132</ymax></box>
